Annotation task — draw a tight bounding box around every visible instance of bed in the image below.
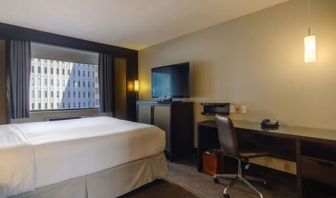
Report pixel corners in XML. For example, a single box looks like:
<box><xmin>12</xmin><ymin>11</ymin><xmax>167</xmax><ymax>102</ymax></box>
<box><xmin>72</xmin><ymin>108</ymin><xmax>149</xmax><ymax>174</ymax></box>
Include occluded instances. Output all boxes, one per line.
<box><xmin>0</xmin><ymin>116</ymin><xmax>167</xmax><ymax>198</ymax></box>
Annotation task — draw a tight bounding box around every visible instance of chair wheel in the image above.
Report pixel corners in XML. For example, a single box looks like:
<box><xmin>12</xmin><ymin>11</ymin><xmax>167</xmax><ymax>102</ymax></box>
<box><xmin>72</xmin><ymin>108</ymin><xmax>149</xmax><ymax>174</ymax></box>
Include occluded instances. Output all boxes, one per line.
<box><xmin>223</xmin><ymin>194</ymin><xmax>230</xmax><ymax>198</ymax></box>
<box><xmin>264</xmin><ymin>181</ymin><xmax>271</xmax><ymax>190</ymax></box>
<box><xmin>214</xmin><ymin>177</ymin><xmax>219</xmax><ymax>184</ymax></box>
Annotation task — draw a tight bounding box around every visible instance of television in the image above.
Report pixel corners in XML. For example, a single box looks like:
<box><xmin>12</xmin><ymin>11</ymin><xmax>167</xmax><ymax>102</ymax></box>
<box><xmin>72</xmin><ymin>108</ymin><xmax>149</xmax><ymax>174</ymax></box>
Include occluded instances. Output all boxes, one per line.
<box><xmin>152</xmin><ymin>62</ymin><xmax>190</xmax><ymax>99</ymax></box>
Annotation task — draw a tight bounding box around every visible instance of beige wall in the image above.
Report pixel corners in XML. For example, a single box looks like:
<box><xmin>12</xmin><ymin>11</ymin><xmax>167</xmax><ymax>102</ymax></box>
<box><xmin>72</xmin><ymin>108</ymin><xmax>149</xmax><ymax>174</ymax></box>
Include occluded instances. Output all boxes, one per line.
<box><xmin>139</xmin><ymin>0</ymin><xmax>336</xmax><ymax>135</ymax></box>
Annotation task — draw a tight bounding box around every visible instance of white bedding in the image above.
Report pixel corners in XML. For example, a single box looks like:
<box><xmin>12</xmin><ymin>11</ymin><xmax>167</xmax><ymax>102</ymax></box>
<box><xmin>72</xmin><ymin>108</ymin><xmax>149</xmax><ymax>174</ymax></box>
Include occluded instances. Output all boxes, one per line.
<box><xmin>0</xmin><ymin>125</ymin><xmax>34</xmax><ymax>198</ymax></box>
<box><xmin>0</xmin><ymin>117</ymin><xmax>165</xmax><ymax>198</ymax></box>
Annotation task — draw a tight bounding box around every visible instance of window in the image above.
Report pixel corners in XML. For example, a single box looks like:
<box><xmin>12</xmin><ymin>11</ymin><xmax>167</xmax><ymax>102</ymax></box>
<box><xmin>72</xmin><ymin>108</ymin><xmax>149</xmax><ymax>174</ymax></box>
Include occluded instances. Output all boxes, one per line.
<box><xmin>29</xmin><ymin>58</ymin><xmax>99</xmax><ymax>111</ymax></box>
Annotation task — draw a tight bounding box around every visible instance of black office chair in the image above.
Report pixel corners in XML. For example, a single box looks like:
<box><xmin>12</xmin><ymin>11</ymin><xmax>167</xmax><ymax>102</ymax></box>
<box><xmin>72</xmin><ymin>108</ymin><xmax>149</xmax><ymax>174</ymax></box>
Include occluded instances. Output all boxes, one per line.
<box><xmin>214</xmin><ymin>115</ymin><xmax>269</xmax><ymax>198</ymax></box>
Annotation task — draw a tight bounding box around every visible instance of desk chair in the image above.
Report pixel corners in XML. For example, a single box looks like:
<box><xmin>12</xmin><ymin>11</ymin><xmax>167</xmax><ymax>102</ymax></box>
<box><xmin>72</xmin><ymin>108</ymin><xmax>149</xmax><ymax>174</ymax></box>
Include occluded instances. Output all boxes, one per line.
<box><xmin>214</xmin><ymin>115</ymin><xmax>268</xmax><ymax>198</ymax></box>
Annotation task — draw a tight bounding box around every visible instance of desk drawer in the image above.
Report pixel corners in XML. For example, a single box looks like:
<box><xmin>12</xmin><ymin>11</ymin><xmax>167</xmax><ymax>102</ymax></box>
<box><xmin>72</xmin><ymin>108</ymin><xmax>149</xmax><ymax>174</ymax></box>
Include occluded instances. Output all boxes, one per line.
<box><xmin>301</xmin><ymin>157</ymin><xmax>336</xmax><ymax>186</ymax></box>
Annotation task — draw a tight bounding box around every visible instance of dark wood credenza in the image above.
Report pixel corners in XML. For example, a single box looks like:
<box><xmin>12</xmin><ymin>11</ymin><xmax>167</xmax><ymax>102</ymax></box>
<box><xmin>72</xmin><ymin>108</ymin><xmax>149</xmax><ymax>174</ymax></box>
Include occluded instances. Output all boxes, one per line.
<box><xmin>136</xmin><ymin>101</ymin><xmax>194</xmax><ymax>161</ymax></box>
<box><xmin>197</xmin><ymin>120</ymin><xmax>336</xmax><ymax>198</ymax></box>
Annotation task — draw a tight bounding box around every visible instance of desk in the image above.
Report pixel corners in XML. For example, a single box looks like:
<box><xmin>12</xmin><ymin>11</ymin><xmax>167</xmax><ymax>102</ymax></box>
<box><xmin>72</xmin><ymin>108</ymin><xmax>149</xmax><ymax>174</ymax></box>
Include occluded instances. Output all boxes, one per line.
<box><xmin>197</xmin><ymin>120</ymin><xmax>336</xmax><ymax>198</ymax></box>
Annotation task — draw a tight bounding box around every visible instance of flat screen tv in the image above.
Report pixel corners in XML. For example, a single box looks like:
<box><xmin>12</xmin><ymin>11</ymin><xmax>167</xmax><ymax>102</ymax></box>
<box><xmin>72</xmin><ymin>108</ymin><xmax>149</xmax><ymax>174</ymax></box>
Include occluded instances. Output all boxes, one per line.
<box><xmin>152</xmin><ymin>62</ymin><xmax>190</xmax><ymax>99</ymax></box>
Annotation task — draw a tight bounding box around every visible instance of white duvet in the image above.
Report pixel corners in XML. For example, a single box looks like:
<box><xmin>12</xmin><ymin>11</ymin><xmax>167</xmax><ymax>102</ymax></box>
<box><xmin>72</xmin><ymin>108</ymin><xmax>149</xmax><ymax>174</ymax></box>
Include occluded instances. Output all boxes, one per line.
<box><xmin>0</xmin><ymin>117</ymin><xmax>165</xmax><ymax>198</ymax></box>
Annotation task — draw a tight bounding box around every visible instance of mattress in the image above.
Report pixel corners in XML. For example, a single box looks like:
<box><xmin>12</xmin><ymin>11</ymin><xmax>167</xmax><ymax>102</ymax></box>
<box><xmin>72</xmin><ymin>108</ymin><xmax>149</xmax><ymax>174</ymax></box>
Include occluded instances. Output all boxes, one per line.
<box><xmin>0</xmin><ymin>117</ymin><xmax>166</xmax><ymax>198</ymax></box>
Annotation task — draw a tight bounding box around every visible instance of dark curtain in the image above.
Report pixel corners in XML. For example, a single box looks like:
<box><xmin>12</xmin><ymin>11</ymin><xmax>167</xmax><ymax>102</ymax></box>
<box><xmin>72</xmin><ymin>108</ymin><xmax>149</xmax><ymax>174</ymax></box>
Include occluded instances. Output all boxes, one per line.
<box><xmin>9</xmin><ymin>39</ymin><xmax>31</xmax><ymax>119</ymax></box>
<box><xmin>98</xmin><ymin>53</ymin><xmax>113</xmax><ymax>113</ymax></box>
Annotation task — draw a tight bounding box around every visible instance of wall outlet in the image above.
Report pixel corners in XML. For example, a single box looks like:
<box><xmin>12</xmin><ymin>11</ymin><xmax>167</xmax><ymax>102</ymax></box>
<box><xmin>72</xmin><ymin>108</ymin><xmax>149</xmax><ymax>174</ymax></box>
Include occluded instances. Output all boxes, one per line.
<box><xmin>233</xmin><ymin>104</ymin><xmax>247</xmax><ymax>114</ymax></box>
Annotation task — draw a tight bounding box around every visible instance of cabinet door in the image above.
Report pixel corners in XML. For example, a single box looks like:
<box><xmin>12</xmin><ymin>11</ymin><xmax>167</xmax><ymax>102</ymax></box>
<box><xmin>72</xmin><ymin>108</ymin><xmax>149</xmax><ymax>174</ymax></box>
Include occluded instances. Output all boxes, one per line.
<box><xmin>153</xmin><ymin>105</ymin><xmax>171</xmax><ymax>152</ymax></box>
<box><xmin>137</xmin><ymin>105</ymin><xmax>152</xmax><ymax>124</ymax></box>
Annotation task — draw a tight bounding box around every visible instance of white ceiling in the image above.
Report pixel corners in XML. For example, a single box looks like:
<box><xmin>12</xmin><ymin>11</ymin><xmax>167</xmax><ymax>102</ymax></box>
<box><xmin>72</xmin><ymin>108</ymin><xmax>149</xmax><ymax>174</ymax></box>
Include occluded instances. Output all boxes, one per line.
<box><xmin>0</xmin><ymin>0</ymin><xmax>288</xmax><ymax>50</ymax></box>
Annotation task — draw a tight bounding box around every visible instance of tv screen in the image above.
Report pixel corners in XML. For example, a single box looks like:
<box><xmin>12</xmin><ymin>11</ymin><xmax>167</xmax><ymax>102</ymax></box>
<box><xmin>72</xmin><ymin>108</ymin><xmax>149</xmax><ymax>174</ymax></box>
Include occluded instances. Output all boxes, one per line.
<box><xmin>152</xmin><ymin>62</ymin><xmax>190</xmax><ymax>99</ymax></box>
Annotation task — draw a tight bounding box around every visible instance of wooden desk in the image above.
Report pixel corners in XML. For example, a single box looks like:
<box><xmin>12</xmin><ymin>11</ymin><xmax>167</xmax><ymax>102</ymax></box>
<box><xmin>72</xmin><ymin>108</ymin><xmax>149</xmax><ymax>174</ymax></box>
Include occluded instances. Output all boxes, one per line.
<box><xmin>197</xmin><ymin>120</ymin><xmax>336</xmax><ymax>198</ymax></box>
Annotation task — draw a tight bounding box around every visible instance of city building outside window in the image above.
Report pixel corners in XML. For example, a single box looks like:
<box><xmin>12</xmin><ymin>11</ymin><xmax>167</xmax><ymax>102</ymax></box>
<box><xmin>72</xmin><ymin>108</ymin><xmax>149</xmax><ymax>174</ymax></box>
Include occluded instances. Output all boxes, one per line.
<box><xmin>30</xmin><ymin>58</ymin><xmax>100</xmax><ymax>110</ymax></box>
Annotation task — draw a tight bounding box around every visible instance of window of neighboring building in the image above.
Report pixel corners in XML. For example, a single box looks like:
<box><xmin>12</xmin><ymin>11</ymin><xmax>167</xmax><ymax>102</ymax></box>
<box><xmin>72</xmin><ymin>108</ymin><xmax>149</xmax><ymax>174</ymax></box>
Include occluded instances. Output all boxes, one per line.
<box><xmin>30</xmin><ymin>58</ymin><xmax>100</xmax><ymax>111</ymax></box>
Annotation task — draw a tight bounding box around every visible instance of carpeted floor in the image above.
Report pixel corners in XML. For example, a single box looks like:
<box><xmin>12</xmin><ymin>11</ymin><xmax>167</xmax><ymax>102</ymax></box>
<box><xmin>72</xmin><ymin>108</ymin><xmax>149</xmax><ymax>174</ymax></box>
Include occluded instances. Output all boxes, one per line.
<box><xmin>121</xmin><ymin>155</ymin><xmax>296</xmax><ymax>198</ymax></box>
<box><xmin>120</xmin><ymin>180</ymin><xmax>197</xmax><ymax>198</ymax></box>
<box><xmin>166</xmin><ymin>159</ymin><xmax>296</xmax><ymax>198</ymax></box>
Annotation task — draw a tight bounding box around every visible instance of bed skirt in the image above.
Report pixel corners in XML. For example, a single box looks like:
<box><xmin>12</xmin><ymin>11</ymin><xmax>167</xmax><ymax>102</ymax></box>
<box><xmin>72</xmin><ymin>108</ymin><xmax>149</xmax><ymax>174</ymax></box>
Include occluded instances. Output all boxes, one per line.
<box><xmin>10</xmin><ymin>153</ymin><xmax>168</xmax><ymax>198</ymax></box>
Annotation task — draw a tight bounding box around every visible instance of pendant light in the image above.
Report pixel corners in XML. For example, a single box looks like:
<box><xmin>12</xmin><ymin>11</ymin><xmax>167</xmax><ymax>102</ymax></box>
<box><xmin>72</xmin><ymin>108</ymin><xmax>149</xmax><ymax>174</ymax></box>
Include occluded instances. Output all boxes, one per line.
<box><xmin>304</xmin><ymin>0</ymin><xmax>316</xmax><ymax>63</ymax></box>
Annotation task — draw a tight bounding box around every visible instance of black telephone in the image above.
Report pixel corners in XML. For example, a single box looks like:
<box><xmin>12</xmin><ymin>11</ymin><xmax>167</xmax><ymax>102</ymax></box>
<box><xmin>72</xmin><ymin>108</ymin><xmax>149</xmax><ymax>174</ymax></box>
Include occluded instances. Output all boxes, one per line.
<box><xmin>261</xmin><ymin>119</ymin><xmax>279</xmax><ymax>129</ymax></box>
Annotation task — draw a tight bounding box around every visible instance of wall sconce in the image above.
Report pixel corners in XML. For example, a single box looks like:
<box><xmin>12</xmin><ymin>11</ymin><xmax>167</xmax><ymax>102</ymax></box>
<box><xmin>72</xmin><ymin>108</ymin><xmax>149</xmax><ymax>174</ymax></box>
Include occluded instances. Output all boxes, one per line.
<box><xmin>134</xmin><ymin>80</ymin><xmax>139</xmax><ymax>92</ymax></box>
<box><xmin>128</xmin><ymin>80</ymin><xmax>139</xmax><ymax>92</ymax></box>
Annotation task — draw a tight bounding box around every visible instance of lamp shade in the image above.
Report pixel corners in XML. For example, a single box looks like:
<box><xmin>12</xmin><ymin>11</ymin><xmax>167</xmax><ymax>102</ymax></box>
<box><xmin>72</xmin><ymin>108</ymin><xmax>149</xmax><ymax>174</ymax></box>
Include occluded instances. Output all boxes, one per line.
<box><xmin>134</xmin><ymin>80</ymin><xmax>139</xmax><ymax>92</ymax></box>
<box><xmin>304</xmin><ymin>35</ymin><xmax>316</xmax><ymax>63</ymax></box>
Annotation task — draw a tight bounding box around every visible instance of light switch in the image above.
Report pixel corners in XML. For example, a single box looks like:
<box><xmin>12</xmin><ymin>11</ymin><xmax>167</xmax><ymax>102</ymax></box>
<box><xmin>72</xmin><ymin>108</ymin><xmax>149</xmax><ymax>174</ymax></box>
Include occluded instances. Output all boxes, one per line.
<box><xmin>241</xmin><ymin>105</ymin><xmax>247</xmax><ymax>114</ymax></box>
<box><xmin>230</xmin><ymin>104</ymin><xmax>236</xmax><ymax>113</ymax></box>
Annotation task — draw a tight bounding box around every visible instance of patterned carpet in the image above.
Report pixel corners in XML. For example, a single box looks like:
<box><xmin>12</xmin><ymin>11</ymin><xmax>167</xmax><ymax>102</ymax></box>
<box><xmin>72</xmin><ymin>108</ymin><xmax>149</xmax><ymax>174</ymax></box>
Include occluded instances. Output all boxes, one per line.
<box><xmin>121</xmin><ymin>180</ymin><xmax>197</xmax><ymax>198</ymax></box>
<box><xmin>166</xmin><ymin>158</ymin><xmax>296</xmax><ymax>198</ymax></box>
<box><xmin>122</xmin><ymin>155</ymin><xmax>296</xmax><ymax>198</ymax></box>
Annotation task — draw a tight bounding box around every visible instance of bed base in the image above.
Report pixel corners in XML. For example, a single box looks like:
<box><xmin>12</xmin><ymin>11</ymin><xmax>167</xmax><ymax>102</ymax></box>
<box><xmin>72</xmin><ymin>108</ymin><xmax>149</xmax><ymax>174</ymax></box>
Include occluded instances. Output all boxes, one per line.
<box><xmin>10</xmin><ymin>153</ymin><xmax>167</xmax><ymax>198</ymax></box>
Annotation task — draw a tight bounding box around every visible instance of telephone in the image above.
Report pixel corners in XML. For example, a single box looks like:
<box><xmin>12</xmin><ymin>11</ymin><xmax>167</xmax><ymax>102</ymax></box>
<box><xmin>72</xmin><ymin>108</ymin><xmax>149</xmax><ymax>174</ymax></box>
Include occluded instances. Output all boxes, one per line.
<box><xmin>261</xmin><ymin>119</ymin><xmax>279</xmax><ymax>129</ymax></box>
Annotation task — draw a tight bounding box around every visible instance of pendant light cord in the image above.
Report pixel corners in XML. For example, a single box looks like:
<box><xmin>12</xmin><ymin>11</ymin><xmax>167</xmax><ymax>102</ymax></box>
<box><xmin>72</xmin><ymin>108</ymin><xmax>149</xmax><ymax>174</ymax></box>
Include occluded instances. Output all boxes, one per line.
<box><xmin>307</xmin><ymin>0</ymin><xmax>311</xmax><ymax>35</ymax></box>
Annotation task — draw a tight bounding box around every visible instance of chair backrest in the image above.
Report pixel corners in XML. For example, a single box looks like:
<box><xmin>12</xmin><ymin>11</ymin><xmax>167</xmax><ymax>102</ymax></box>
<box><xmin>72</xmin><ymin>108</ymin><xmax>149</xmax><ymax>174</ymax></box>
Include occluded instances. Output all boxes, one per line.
<box><xmin>215</xmin><ymin>115</ymin><xmax>238</xmax><ymax>157</ymax></box>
